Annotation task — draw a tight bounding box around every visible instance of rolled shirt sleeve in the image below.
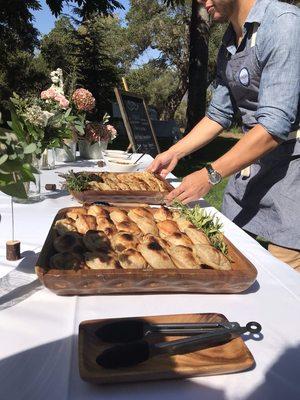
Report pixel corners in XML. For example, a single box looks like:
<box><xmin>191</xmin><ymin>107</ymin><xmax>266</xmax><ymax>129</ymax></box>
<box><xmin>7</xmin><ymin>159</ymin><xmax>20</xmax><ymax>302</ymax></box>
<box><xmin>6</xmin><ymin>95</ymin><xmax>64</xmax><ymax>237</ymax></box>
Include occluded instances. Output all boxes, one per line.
<box><xmin>256</xmin><ymin>12</ymin><xmax>300</xmax><ymax>140</ymax></box>
<box><xmin>206</xmin><ymin>45</ymin><xmax>236</xmax><ymax>129</ymax></box>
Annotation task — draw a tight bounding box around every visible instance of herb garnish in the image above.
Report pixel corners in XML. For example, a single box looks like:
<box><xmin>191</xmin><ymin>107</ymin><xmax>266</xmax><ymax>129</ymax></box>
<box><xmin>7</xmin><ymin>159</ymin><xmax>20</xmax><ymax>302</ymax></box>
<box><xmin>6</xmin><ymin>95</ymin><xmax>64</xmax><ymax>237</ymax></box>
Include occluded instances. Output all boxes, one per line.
<box><xmin>60</xmin><ymin>170</ymin><xmax>95</xmax><ymax>192</ymax></box>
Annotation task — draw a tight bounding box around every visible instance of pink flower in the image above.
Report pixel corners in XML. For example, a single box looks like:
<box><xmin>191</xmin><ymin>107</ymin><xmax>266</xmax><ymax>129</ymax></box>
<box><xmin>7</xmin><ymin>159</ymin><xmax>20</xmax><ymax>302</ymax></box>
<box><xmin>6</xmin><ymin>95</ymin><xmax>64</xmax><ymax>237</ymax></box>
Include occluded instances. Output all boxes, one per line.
<box><xmin>59</xmin><ymin>98</ymin><xmax>69</xmax><ymax>109</ymax></box>
<box><xmin>106</xmin><ymin>124</ymin><xmax>117</xmax><ymax>135</ymax></box>
<box><xmin>40</xmin><ymin>87</ymin><xmax>57</xmax><ymax>100</ymax></box>
<box><xmin>72</xmin><ymin>88</ymin><xmax>95</xmax><ymax>112</ymax></box>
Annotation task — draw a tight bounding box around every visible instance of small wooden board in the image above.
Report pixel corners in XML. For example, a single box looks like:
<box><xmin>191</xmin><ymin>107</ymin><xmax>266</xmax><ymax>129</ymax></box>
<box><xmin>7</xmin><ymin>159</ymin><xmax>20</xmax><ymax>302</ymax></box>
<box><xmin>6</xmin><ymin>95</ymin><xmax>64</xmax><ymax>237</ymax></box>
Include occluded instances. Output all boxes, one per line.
<box><xmin>35</xmin><ymin>206</ymin><xmax>257</xmax><ymax>295</ymax></box>
<box><xmin>78</xmin><ymin>313</ymin><xmax>255</xmax><ymax>384</ymax></box>
<box><xmin>70</xmin><ymin>173</ymin><xmax>173</xmax><ymax>205</ymax></box>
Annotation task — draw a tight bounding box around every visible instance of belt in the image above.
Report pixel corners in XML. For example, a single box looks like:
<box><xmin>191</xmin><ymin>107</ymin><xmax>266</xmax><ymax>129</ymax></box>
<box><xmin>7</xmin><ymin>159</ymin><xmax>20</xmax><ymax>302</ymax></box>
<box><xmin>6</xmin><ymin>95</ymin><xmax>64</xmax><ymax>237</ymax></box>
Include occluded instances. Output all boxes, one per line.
<box><xmin>241</xmin><ymin>129</ymin><xmax>300</xmax><ymax>177</ymax></box>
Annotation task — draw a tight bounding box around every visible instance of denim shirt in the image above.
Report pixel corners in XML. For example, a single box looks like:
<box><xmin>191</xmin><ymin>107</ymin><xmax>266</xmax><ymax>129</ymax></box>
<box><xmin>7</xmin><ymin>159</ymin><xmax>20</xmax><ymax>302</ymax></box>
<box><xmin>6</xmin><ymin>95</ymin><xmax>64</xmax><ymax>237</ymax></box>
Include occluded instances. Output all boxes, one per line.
<box><xmin>206</xmin><ymin>0</ymin><xmax>300</xmax><ymax>140</ymax></box>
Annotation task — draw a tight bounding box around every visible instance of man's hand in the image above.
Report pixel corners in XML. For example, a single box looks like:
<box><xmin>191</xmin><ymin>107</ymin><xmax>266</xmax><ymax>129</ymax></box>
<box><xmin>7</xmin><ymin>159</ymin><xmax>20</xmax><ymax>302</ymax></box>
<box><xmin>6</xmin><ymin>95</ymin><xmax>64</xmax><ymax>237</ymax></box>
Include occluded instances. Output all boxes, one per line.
<box><xmin>165</xmin><ymin>168</ymin><xmax>212</xmax><ymax>205</ymax></box>
<box><xmin>147</xmin><ymin>150</ymin><xmax>179</xmax><ymax>178</ymax></box>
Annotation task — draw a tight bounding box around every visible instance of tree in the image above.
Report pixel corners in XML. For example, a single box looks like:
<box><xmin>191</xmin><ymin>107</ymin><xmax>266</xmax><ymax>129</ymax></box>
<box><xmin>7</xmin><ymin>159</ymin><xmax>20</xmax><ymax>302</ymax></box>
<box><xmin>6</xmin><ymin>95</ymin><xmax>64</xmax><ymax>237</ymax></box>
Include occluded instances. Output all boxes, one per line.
<box><xmin>125</xmin><ymin>0</ymin><xmax>191</xmax><ymax>120</ymax></box>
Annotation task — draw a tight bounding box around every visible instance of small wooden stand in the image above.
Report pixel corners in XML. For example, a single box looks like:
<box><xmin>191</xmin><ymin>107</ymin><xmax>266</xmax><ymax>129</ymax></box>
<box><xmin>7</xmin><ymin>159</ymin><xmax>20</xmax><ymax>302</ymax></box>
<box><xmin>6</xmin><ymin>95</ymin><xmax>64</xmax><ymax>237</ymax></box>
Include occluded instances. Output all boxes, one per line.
<box><xmin>6</xmin><ymin>240</ymin><xmax>21</xmax><ymax>261</ymax></box>
<box><xmin>45</xmin><ymin>184</ymin><xmax>56</xmax><ymax>191</ymax></box>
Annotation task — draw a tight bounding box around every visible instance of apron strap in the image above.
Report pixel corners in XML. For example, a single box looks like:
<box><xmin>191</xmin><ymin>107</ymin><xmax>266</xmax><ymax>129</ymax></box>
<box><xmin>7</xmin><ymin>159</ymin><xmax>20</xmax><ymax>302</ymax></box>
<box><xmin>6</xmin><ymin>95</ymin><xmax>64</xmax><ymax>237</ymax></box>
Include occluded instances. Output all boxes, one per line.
<box><xmin>250</xmin><ymin>23</ymin><xmax>259</xmax><ymax>48</ymax></box>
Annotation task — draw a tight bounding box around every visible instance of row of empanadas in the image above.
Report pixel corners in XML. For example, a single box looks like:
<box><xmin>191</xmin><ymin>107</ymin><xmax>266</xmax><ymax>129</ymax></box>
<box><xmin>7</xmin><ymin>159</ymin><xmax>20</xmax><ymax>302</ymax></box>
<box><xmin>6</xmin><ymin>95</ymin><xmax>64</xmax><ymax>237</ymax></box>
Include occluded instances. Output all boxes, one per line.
<box><xmin>52</xmin><ymin>205</ymin><xmax>231</xmax><ymax>271</ymax></box>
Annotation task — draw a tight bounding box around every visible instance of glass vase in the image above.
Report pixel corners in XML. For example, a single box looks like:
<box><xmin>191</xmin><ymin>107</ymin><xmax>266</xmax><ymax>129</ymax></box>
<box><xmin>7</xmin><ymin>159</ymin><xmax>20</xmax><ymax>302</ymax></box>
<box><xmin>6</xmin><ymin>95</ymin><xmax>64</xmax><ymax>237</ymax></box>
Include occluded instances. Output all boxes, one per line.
<box><xmin>13</xmin><ymin>157</ymin><xmax>42</xmax><ymax>203</ymax></box>
<box><xmin>40</xmin><ymin>148</ymin><xmax>56</xmax><ymax>170</ymax></box>
<box><xmin>78</xmin><ymin>140</ymin><xmax>103</xmax><ymax>159</ymax></box>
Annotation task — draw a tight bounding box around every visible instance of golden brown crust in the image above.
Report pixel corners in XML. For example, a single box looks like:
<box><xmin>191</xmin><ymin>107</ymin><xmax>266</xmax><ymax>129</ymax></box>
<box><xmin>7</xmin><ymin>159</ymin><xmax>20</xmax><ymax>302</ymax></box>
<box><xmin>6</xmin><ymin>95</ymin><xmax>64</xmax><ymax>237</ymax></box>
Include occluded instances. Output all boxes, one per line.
<box><xmin>111</xmin><ymin>232</ymin><xmax>139</xmax><ymax>253</ymax></box>
<box><xmin>109</xmin><ymin>209</ymin><xmax>129</xmax><ymax>224</ymax></box>
<box><xmin>137</xmin><ymin>236</ymin><xmax>176</xmax><ymax>269</ymax></box>
<box><xmin>75</xmin><ymin>215</ymin><xmax>97</xmax><ymax>235</ymax></box>
<box><xmin>87</xmin><ymin>205</ymin><xmax>110</xmax><ymax>218</ymax></box>
<box><xmin>168</xmin><ymin>245</ymin><xmax>200</xmax><ymax>269</ymax></box>
<box><xmin>65</xmin><ymin>207</ymin><xmax>87</xmax><ymax>221</ymax></box>
<box><xmin>127</xmin><ymin>210</ymin><xmax>158</xmax><ymax>236</ymax></box>
<box><xmin>118</xmin><ymin>249</ymin><xmax>149</xmax><ymax>270</ymax></box>
<box><xmin>157</xmin><ymin>220</ymin><xmax>181</xmax><ymax>239</ymax></box>
<box><xmin>164</xmin><ymin>232</ymin><xmax>193</xmax><ymax>248</ymax></box>
<box><xmin>153</xmin><ymin>206</ymin><xmax>172</xmax><ymax>222</ymax></box>
<box><xmin>185</xmin><ymin>227</ymin><xmax>211</xmax><ymax>245</ymax></box>
<box><xmin>115</xmin><ymin>220</ymin><xmax>141</xmax><ymax>235</ymax></box>
<box><xmin>193</xmin><ymin>244</ymin><xmax>231</xmax><ymax>270</ymax></box>
<box><xmin>54</xmin><ymin>218</ymin><xmax>77</xmax><ymax>235</ymax></box>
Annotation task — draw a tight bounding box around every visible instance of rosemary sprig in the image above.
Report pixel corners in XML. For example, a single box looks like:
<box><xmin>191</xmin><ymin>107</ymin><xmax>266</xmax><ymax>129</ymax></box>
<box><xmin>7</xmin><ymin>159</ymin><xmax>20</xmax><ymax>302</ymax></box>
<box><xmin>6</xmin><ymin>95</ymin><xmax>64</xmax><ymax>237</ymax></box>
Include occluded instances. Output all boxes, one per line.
<box><xmin>60</xmin><ymin>170</ymin><xmax>95</xmax><ymax>192</ymax></box>
<box><xmin>172</xmin><ymin>201</ymin><xmax>229</xmax><ymax>256</ymax></box>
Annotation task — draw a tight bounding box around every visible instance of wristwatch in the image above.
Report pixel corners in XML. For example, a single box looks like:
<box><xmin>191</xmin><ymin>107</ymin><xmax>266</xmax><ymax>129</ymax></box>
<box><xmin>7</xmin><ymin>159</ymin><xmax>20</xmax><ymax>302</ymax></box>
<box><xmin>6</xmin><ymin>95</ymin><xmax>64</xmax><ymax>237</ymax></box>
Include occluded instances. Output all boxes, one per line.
<box><xmin>205</xmin><ymin>164</ymin><xmax>222</xmax><ymax>185</ymax></box>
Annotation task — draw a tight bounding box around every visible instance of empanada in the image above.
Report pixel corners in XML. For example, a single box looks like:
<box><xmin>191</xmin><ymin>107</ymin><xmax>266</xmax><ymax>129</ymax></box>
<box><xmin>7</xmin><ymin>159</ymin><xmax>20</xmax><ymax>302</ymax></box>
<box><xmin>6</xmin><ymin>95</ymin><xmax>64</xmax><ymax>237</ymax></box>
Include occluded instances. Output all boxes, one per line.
<box><xmin>157</xmin><ymin>220</ymin><xmax>180</xmax><ymax>239</ymax></box>
<box><xmin>116</xmin><ymin>220</ymin><xmax>141</xmax><ymax>235</ymax></box>
<box><xmin>110</xmin><ymin>209</ymin><xmax>129</xmax><ymax>224</ymax></box>
<box><xmin>164</xmin><ymin>232</ymin><xmax>193</xmax><ymax>248</ymax></box>
<box><xmin>53</xmin><ymin>232</ymin><xmax>83</xmax><ymax>253</ymax></box>
<box><xmin>153</xmin><ymin>206</ymin><xmax>172</xmax><ymax>222</ymax></box>
<box><xmin>118</xmin><ymin>249</ymin><xmax>149</xmax><ymax>270</ymax></box>
<box><xmin>84</xmin><ymin>251</ymin><xmax>121</xmax><ymax>269</ymax></box>
<box><xmin>50</xmin><ymin>252</ymin><xmax>82</xmax><ymax>270</ymax></box>
<box><xmin>193</xmin><ymin>244</ymin><xmax>231</xmax><ymax>270</ymax></box>
<box><xmin>168</xmin><ymin>245</ymin><xmax>200</xmax><ymax>269</ymax></box>
<box><xmin>83</xmin><ymin>230</ymin><xmax>111</xmax><ymax>252</ymax></box>
<box><xmin>137</xmin><ymin>236</ymin><xmax>176</xmax><ymax>269</ymax></box>
<box><xmin>54</xmin><ymin>218</ymin><xmax>77</xmax><ymax>235</ymax></box>
<box><xmin>75</xmin><ymin>215</ymin><xmax>97</xmax><ymax>234</ymax></box>
<box><xmin>127</xmin><ymin>210</ymin><xmax>158</xmax><ymax>235</ymax></box>
<box><xmin>87</xmin><ymin>205</ymin><xmax>110</xmax><ymax>218</ymax></box>
<box><xmin>111</xmin><ymin>232</ymin><xmax>139</xmax><ymax>253</ymax></box>
<box><xmin>185</xmin><ymin>227</ymin><xmax>211</xmax><ymax>245</ymax></box>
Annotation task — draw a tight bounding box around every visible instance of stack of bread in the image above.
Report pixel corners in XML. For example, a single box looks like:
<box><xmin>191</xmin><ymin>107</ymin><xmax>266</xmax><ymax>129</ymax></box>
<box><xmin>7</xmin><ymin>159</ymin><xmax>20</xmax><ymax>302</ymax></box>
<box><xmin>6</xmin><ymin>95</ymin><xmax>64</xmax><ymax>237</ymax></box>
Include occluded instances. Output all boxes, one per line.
<box><xmin>50</xmin><ymin>205</ymin><xmax>231</xmax><ymax>271</ymax></box>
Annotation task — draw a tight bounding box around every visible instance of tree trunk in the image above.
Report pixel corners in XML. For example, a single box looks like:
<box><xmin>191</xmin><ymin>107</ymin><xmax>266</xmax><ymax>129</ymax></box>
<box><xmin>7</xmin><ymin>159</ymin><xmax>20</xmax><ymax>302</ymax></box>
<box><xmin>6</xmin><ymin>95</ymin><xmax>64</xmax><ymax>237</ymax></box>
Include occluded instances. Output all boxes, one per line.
<box><xmin>160</xmin><ymin>74</ymin><xmax>188</xmax><ymax>120</ymax></box>
<box><xmin>185</xmin><ymin>0</ymin><xmax>209</xmax><ymax>133</ymax></box>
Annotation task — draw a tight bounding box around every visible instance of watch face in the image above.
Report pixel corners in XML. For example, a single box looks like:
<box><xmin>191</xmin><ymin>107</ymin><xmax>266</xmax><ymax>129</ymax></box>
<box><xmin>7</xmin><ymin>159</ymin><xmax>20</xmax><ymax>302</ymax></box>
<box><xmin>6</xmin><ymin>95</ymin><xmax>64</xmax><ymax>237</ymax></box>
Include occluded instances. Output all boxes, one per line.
<box><xmin>209</xmin><ymin>171</ymin><xmax>222</xmax><ymax>185</ymax></box>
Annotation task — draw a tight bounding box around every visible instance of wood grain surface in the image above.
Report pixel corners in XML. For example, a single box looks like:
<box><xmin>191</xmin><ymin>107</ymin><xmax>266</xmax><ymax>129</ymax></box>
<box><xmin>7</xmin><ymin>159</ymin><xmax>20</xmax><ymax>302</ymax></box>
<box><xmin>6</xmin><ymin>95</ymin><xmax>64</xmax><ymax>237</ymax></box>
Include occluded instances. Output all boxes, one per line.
<box><xmin>78</xmin><ymin>313</ymin><xmax>255</xmax><ymax>384</ymax></box>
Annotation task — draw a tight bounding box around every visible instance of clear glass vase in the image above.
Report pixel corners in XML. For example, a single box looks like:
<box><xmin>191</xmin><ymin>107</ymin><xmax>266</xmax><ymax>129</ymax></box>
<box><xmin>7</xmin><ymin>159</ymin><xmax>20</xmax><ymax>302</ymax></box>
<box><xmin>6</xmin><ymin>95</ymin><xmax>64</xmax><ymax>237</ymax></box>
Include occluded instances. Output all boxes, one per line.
<box><xmin>40</xmin><ymin>148</ymin><xmax>56</xmax><ymax>170</ymax></box>
<box><xmin>13</xmin><ymin>157</ymin><xmax>42</xmax><ymax>203</ymax></box>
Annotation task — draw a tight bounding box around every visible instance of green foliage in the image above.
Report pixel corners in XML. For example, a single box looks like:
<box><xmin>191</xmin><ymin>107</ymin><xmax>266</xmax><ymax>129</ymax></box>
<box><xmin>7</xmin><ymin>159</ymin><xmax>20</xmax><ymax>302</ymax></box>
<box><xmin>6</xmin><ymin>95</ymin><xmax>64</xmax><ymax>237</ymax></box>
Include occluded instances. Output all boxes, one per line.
<box><xmin>0</xmin><ymin>129</ymin><xmax>38</xmax><ymax>198</ymax></box>
<box><xmin>60</xmin><ymin>170</ymin><xmax>95</xmax><ymax>192</ymax></box>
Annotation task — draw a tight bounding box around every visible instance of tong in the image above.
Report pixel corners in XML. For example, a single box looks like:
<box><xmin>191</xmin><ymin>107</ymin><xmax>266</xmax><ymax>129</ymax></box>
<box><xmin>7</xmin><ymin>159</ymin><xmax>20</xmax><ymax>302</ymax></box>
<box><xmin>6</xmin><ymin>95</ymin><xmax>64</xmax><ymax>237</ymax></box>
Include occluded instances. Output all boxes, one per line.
<box><xmin>95</xmin><ymin>319</ymin><xmax>235</xmax><ymax>343</ymax></box>
<box><xmin>96</xmin><ymin>321</ymin><xmax>262</xmax><ymax>369</ymax></box>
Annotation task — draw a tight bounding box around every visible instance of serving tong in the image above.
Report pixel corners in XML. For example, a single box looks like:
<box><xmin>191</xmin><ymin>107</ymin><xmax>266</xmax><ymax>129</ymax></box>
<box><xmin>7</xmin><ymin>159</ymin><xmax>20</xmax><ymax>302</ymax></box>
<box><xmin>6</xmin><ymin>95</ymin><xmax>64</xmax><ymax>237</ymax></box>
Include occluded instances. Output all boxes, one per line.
<box><xmin>96</xmin><ymin>320</ymin><xmax>262</xmax><ymax>369</ymax></box>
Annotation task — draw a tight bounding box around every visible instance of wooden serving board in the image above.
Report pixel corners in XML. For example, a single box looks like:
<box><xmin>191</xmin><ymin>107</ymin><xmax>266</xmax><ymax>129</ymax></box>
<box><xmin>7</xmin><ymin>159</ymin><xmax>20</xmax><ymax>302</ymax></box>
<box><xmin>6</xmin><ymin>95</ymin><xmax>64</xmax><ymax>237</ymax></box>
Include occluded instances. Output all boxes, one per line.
<box><xmin>78</xmin><ymin>313</ymin><xmax>255</xmax><ymax>384</ymax></box>
<box><xmin>35</xmin><ymin>206</ymin><xmax>257</xmax><ymax>295</ymax></box>
<box><xmin>70</xmin><ymin>173</ymin><xmax>174</xmax><ymax>205</ymax></box>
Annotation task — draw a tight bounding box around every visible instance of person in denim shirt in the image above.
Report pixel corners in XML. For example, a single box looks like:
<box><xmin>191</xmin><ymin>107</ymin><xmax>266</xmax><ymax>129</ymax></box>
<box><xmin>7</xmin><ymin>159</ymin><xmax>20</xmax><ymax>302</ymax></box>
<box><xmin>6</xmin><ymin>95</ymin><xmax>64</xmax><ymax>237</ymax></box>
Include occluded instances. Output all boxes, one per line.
<box><xmin>149</xmin><ymin>0</ymin><xmax>300</xmax><ymax>270</ymax></box>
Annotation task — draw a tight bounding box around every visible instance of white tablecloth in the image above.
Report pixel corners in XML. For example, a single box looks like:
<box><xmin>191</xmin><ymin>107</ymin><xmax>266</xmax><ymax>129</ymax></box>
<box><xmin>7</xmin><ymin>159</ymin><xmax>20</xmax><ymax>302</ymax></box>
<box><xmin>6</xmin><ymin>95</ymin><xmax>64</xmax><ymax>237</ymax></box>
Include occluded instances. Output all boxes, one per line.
<box><xmin>0</xmin><ymin>154</ymin><xmax>300</xmax><ymax>400</ymax></box>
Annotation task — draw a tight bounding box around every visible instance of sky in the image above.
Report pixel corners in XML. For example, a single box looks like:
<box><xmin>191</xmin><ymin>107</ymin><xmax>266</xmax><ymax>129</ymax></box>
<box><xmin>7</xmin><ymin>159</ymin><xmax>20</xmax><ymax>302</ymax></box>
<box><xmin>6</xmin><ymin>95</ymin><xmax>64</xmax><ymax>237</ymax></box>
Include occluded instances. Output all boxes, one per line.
<box><xmin>32</xmin><ymin>0</ymin><xmax>130</xmax><ymax>35</ymax></box>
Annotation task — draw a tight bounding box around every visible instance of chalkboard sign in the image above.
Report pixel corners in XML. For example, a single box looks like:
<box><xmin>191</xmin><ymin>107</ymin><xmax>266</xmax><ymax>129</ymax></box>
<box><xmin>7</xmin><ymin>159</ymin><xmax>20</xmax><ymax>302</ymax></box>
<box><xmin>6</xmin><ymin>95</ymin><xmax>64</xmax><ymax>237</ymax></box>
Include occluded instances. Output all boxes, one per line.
<box><xmin>114</xmin><ymin>88</ymin><xmax>160</xmax><ymax>157</ymax></box>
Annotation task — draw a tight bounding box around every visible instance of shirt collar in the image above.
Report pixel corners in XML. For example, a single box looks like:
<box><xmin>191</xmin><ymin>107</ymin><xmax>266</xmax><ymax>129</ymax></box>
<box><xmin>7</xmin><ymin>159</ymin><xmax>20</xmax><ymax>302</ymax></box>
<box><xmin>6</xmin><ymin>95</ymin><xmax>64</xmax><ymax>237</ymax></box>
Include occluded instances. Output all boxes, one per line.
<box><xmin>222</xmin><ymin>0</ymin><xmax>272</xmax><ymax>52</ymax></box>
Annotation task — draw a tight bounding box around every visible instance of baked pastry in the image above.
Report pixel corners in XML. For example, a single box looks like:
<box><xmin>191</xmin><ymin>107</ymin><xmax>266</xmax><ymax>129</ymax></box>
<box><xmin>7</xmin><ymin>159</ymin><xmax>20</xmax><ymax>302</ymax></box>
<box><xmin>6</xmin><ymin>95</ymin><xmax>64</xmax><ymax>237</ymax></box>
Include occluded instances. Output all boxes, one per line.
<box><xmin>193</xmin><ymin>244</ymin><xmax>231</xmax><ymax>270</ymax></box>
<box><xmin>50</xmin><ymin>252</ymin><xmax>82</xmax><ymax>270</ymax></box>
<box><xmin>75</xmin><ymin>215</ymin><xmax>97</xmax><ymax>234</ymax></box>
<box><xmin>157</xmin><ymin>220</ymin><xmax>181</xmax><ymax>239</ymax></box>
<box><xmin>90</xmin><ymin>181</ymin><xmax>111</xmax><ymax>191</ymax></box>
<box><xmin>111</xmin><ymin>232</ymin><xmax>139</xmax><ymax>253</ymax></box>
<box><xmin>127</xmin><ymin>209</ymin><xmax>158</xmax><ymax>236</ymax></box>
<box><xmin>164</xmin><ymin>232</ymin><xmax>193</xmax><ymax>248</ymax></box>
<box><xmin>65</xmin><ymin>207</ymin><xmax>87</xmax><ymax>221</ymax></box>
<box><xmin>83</xmin><ymin>230</ymin><xmax>111</xmax><ymax>252</ymax></box>
<box><xmin>173</xmin><ymin>216</ymin><xmax>194</xmax><ymax>232</ymax></box>
<box><xmin>84</xmin><ymin>251</ymin><xmax>121</xmax><ymax>269</ymax></box>
<box><xmin>116</xmin><ymin>220</ymin><xmax>141</xmax><ymax>235</ymax></box>
<box><xmin>185</xmin><ymin>227</ymin><xmax>211</xmax><ymax>245</ymax></box>
<box><xmin>138</xmin><ymin>236</ymin><xmax>176</xmax><ymax>269</ymax></box>
<box><xmin>87</xmin><ymin>205</ymin><xmax>110</xmax><ymax>218</ymax></box>
<box><xmin>153</xmin><ymin>206</ymin><xmax>172</xmax><ymax>222</ymax></box>
<box><xmin>118</xmin><ymin>249</ymin><xmax>149</xmax><ymax>270</ymax></box>
<box><xmin>54</xmin><ymin>218</ymin><xmax>77</xmax><ymax>235</ymax></box>
<box><xmin>96</xmin><ymin>217</ymin><xmax>117</xmax><ymax>238</ymax></box>
<box><xmin>53</xmin><ymin>232</ymin><xmax>84</xmax><ymax>253</ymax></box>
<box><xmin>110</xmin><ymin>209</ymin><xmax>129</xmax><ymax>224</ymax></box>
<box><xmin>168</xmin><ymin>245</ymin><xmax>200</xmax><ymax>269</ymax></box>
<box><xmin>138</xmin><ymin>172</ymin><xmax>167</xmax><ymax>191</ymax></box>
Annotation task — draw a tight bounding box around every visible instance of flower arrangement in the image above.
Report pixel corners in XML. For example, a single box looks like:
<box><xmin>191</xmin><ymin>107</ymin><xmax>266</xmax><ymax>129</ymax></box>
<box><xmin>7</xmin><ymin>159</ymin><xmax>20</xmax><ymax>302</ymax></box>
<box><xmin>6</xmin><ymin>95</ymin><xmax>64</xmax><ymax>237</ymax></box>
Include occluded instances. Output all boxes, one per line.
<box><xmin>83</xmin><ymin>113</ymin><xmax>117</xmax><ymax>144</ymax></box>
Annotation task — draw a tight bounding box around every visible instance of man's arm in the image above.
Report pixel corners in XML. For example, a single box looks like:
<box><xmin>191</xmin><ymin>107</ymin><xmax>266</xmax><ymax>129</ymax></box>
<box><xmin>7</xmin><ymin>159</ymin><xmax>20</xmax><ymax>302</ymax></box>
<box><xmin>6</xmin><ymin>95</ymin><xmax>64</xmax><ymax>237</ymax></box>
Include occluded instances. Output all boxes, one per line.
<box><xmin>166</xmin><ymin>124</ymin><xmax>281</xmax><ymax>204</ymax></box>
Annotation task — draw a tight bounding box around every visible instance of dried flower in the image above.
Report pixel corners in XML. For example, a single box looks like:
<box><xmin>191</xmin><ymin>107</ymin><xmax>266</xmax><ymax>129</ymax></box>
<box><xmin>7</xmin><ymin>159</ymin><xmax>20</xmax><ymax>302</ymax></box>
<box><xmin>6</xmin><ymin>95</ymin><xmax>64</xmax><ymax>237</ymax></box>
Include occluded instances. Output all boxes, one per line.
<box><xmin>23</xmin><ymin>105</ymin><xmax>54</xmax><ymax>128</ymax></box>
<box><xmin>84</xmin><ymin>122</ymin><xmax>117</xmax><ymax>144</ymax></box>
<box><xmin>72</xmin><ymin>88</ymin><xmax>95</xmax><ymax>112</ymax></box>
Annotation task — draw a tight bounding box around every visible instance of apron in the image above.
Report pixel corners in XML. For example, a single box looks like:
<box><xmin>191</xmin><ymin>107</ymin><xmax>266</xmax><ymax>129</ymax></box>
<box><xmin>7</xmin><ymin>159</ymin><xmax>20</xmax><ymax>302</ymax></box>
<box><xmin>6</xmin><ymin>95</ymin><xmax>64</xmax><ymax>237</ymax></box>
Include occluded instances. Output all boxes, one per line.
<box><xmin>220</xmin><ymin>24</ymin><xmax>300</xmax><ymax>250</ymax></box>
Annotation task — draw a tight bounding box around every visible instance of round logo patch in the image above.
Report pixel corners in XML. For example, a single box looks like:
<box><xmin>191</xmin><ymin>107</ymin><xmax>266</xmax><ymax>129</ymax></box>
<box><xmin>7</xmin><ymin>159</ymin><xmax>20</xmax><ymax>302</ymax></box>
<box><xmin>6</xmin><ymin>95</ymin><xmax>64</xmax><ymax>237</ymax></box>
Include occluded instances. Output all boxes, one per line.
<box><xmin>238</xmin><ymin>67</ymin><xmax>250</xmax><ymax>86</ymax></box>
